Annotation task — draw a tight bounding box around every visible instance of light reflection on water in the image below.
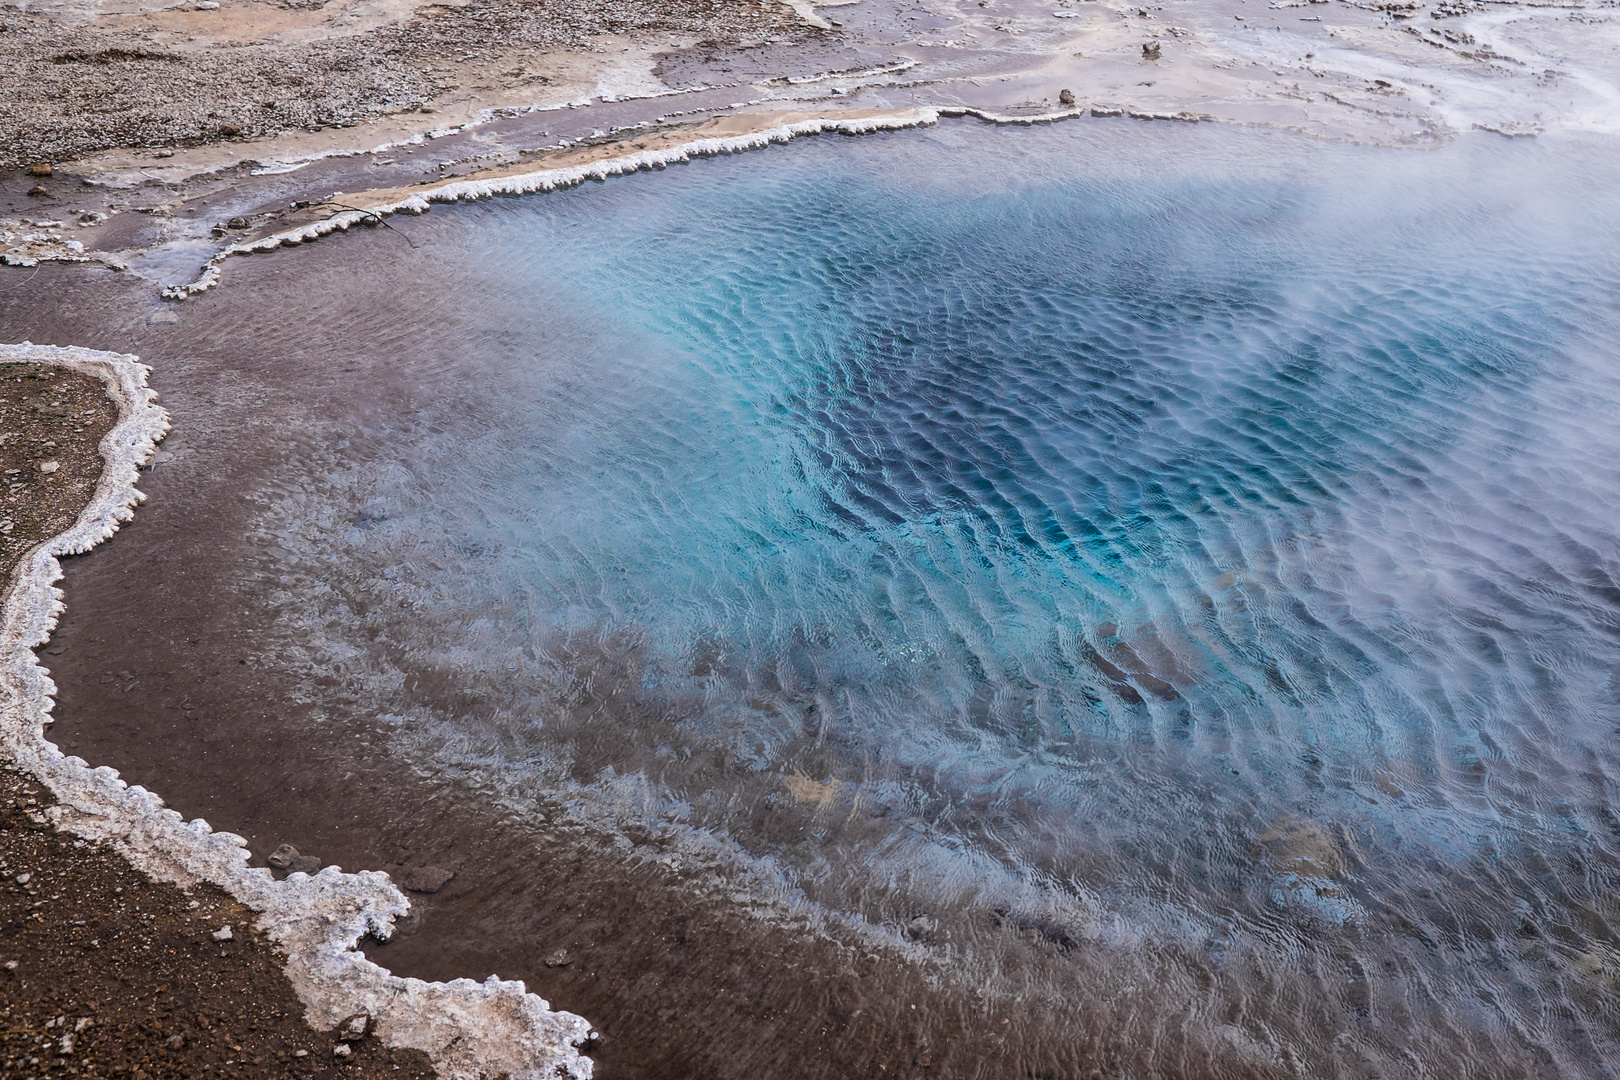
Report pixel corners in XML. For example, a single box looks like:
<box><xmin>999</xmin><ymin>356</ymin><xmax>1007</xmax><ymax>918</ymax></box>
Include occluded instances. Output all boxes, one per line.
<box><xmin>263</xmin><ymin>125</ymin><xmax>1620</xmax><ymax>1074</ymax></box>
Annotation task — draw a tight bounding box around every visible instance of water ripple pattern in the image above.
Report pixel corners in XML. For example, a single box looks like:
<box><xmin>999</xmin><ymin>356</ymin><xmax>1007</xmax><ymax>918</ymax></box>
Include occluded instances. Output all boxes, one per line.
<box><xmin>276</xmin><ymin>127</ymin><xmax>1620</xmax><ymax>1076</ymax></box>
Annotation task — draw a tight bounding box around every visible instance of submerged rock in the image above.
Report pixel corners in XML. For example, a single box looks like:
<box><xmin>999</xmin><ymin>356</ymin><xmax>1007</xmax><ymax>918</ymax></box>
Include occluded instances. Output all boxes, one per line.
<box><xmin>1257</xmin><ymin>815</ymin><xmax>1345</xmax><ymax>878</ymax></box>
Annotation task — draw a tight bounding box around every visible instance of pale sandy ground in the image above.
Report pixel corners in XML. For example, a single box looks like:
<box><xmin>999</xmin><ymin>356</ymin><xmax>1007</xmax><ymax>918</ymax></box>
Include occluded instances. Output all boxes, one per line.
<box><xmin>1</xmin><ymin>0</ymin><xmax>1617</xmax><ymax>293</ymax></box>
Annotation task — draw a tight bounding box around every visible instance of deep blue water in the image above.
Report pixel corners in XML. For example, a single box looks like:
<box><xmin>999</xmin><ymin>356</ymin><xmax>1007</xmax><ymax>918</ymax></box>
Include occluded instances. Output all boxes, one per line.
<box><xmin>273</xmin><ymin>123</ymin><xmax>1620</xmax><ymax>1074</ymax></box>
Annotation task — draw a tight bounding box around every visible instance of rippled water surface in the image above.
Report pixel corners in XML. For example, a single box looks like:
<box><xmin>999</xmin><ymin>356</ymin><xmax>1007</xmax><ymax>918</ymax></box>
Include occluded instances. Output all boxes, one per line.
<box><xmin>263</xmin><ymin>125</ymin><xmax>1620</xmax><ymax>1075</ymax></box>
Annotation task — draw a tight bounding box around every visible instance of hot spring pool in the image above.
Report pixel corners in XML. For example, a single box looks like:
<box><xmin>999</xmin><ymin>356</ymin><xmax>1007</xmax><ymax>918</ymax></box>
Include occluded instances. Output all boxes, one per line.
<box><xmin>97</xmin><ymin>120</ymin><xmax>1620</xmax><ymax>1075</ymax></box>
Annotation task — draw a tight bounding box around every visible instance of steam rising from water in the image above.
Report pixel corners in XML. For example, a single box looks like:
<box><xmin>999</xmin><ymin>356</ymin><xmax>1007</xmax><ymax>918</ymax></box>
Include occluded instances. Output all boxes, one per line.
<box><xmin>261</xmin><ymin>126</ymin><xmax>1620</xmax><ymax>1074</ymax></box>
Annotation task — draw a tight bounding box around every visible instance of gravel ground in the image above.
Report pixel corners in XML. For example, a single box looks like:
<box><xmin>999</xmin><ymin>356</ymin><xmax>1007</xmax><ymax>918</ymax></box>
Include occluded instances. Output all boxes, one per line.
<box><xmin>1</xmin><ymin>769</ymin><xmax>439</xmax><ymax>1080</ymax></box>
<box><xmin>0</xmin><ymin>364</ymin><xmax>117</xmax><ymax>560</ymax></box>
<box><xmin>0</xmin><ymin>0</ymin><xmax>801</xmax><ymax>169</ymax></box>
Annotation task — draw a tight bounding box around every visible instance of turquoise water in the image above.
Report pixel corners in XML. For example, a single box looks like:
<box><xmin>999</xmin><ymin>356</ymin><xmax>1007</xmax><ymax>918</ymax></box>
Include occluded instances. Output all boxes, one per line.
<box><xmin>279</xmin><ymin>124</ymin><xmax>1620</xmax><ymax>1073</ymax></box>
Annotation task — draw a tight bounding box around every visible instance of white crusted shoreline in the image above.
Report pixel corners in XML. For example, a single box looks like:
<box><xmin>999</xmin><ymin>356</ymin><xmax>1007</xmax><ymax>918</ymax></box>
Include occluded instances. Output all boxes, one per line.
<box><xmin>0</xmin><ymin>342</ymin><xmax>595</xmax><ymax>1080</ymax></box>
<box><xmin>161</xmin><ymin>104</ymin><xmax>1147</xmax><ymax>301</ymax></box>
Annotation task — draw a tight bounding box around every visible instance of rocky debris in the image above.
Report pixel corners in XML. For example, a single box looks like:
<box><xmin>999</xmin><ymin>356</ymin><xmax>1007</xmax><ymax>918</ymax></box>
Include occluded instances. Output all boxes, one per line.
<box><xmin>400</xmin><ymin>864</ymin><xmax>454</xmax><ymax>893</ymax></box>
<box><xmin>0</xmin><ymin>218</ymin><xmax>109</xmax><ymax>269</ymax></box>
<box><xmin>26</xmin><ymin>163</ymin><xmax>52</xmax><ymax>177</ymax></box>
<box><xmin>543</xmin><ymin>947</ymin><xmax>572</xmax><ymax>968</ymax></box>
<box><xmin>1058</xmin><ymin>88</ymin><xmax>1075</xmax><ymax>106</ymax></box>
<box><xmin>334</xmin><ymin>1042</ymin><xmax>355</xmax><ymax>1057</ymax></box>
<box><xmin>0</xmin><ymin>0</ymin><xmax>802</xmax><ymax>169</ymax></box>
<box><xmin>211</xmin><ymin>923</ymin><xmax>234</xmax><ymax>940</ymax></box>
<box><xmin>27</xmin><ymin>185</ymin><xmax>48</xmax><ymax>197</ymax></box>
<box><xmin>1141</xmin><ymin>41</ymin><xmax>1162</xmax><ymax>59</ymax></box>
<box><xmin>265</xmin><ymin>842</ymin><xmax>299</xmax><ymax>870</ymax></box>
<box><xmin>337</xmin><ymin>1012</ymin><xmax>372</xmax><ymax>1041</ymax></box>
<box><xmin>266</xmin><ymin>843</ymin><xmax>323</xmax><ymax>874</ymax></box>
<box><xmin>226</xmin><ymin>215</ymin><xmax>250</xmax><ymax>229</ymax></box>
<box><xmin>38</xmin><ymin>460</ymin><xmax>59</xmax><ymax>474</ymax></box>
<box><xmin>903</xmin><ymin>914</ymin><xmax>938</xmax><ymax>942</ymax></box>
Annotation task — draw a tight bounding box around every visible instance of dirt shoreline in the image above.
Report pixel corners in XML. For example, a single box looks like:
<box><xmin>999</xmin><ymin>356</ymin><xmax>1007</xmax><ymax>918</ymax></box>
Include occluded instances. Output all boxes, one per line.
<box><xmin>0</xmin><ymin>361</ymin><xmax>437</xmax><ymax>1080</ymax></box>
<box><xmin>0</xmin><ymin>343</ymin><xmax>602</xmax><ymax>1079</ymax></box>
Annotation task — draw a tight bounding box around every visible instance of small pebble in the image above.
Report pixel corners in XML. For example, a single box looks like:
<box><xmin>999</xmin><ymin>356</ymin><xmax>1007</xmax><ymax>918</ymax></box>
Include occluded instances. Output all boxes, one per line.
<box><xmin>211</xmin><ymin>924</ymin><xmax>233</xmax><ymax>941</ymax></box>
